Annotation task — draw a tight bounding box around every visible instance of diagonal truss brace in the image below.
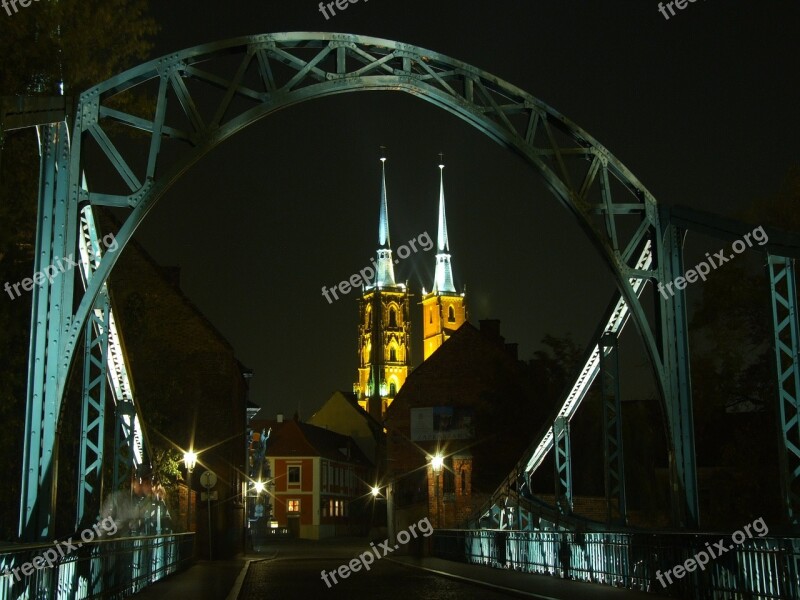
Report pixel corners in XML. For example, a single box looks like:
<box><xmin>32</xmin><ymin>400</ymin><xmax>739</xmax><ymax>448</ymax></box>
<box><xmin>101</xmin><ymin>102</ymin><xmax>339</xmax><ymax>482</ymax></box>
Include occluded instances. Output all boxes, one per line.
<box><xmin>553</xmin><ymin>417</ymin><xmax>573</xmax><ymax>515</ymax></box>
<box><xmin>77</xmin><ymin>290</ymin><xmax>110</xmax><ymax>528</ymax></box>
<box><xmin>768</xmin><ymin>255</ymin><xmax>800</xmax><ymax>525</ymax></box>
<box><xmin>77</xmin><ymin>204</ymin><xmax>147</xmax><ymax>491</ymax></box>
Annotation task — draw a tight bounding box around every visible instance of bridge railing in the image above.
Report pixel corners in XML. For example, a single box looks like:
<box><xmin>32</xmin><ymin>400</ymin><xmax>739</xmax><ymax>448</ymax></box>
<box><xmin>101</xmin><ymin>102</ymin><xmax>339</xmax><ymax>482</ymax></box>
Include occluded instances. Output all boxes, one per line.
<box><xmin>432</xmin><ymin>529</ymin><xmax>800</xmax><ymax>599</ymax></box>
<box><xmin>0</xmin><ymin>532</ymin><xmax>194</xmax><ymax>599</ymax></box>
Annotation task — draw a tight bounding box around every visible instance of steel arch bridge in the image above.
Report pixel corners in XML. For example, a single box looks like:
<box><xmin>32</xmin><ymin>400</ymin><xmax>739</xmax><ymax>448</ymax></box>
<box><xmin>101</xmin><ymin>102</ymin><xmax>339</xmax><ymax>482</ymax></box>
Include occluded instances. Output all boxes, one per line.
<box><xmin>7</xmin><ymin>32</ymin><xmax>800</xmax><ymax>563</ymax></box>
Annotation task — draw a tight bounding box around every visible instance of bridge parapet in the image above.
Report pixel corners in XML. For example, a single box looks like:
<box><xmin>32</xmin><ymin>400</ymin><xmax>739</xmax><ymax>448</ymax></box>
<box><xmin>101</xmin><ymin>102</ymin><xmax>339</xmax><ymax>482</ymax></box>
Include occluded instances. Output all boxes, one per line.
<box><xmin>433</xmin><ymin>528</ymin><xmax>800</xmax><ymax>599</ymax></box>
<box><xmin>0</xmin><ymin>532</ymin><xmax>194</xmax><ymax>599</ymax></box>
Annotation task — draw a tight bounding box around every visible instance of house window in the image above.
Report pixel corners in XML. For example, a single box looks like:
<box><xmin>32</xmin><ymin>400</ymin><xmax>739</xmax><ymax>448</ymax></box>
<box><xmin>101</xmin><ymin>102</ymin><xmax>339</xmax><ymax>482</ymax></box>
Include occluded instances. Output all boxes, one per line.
<box><xmin>288</xmin><ymin>466</ymin><xmax>301</xmax><ymax>487</ymax></box>
<box><xmin>287</xmin><ymin>499</ymin><xmax>300</xmax><ymax>513</ymax></box>
<box><xmin>448</xmin><ymin>305</ymin><xmax>456</xmax><ymax>322</ymax></box>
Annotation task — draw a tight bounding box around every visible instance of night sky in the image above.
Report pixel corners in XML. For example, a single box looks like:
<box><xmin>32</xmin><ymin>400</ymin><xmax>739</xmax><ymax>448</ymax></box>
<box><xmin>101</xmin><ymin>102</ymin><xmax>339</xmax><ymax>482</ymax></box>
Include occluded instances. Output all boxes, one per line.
<box><xmin>128</xmin><ymin>1</ymin><xmax>800</xmax><ymax>417</ymax></box>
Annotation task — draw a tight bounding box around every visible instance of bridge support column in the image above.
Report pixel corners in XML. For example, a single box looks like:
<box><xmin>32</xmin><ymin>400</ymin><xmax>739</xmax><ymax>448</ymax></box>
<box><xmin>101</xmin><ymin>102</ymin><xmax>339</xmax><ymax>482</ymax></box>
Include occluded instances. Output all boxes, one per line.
<box><xmin>767</xmin><ymin>255</ymin><xmax>800</xmax><ymax>527</ymax></box>
<box><xmin>600</xmin><ymin>333</ymin><xmax>627</xmax><ymax>524</ymax></box>
<box><xmin>114</xmin><ymin>402</ymin><xmax>138</xmax><ymax>491</ymax></box>
<box><xmin>553</xmin><ymin>416</ymin><xmax>573</xmax><ymax>515</ymax></box>
<box><xmin>77</xmin><ymin>291</ymin><xmax>111</xmax><ymax>529</ymax></box>
<box><xmin>20</xmin><ymin>120</ymin><xmax>77</xmax><ymax>540</ymax></box>
<box><xmin>657</xmin><ymin>208</ymin><xmax>699</xmax><ymax>529</ymax></box>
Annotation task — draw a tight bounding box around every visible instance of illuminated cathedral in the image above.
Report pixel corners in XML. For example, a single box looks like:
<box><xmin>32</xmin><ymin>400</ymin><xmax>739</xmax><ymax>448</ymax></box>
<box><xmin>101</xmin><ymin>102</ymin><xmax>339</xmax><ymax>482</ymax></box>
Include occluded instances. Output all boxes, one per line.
<box><xmin>354</xmin><ymin>154</ymin><xmax>467</xmax><ymax>418</ymax></box>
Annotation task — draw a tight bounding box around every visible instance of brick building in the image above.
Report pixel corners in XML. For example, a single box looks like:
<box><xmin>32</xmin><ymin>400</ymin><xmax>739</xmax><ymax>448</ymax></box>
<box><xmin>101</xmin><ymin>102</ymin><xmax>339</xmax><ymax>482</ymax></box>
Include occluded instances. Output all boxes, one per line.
<box><xmin>264</xmin><ymin>418</ymin><xmax>373</xmax><ymax>539</ymax></box>
<box><xmin>385</xmin><ymin>320</ymin><xmax>545</xmax><ymax>532</ymax></box>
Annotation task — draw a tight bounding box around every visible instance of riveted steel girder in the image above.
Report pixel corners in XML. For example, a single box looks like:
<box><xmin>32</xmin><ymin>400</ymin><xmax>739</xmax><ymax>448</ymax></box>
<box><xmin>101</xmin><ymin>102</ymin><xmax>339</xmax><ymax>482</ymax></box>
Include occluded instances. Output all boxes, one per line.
<box><xmin>655</xmin><ymin>210</ymin><xmax>698</xmax><ymax>528</ymax></box>
<box><xmin>20</xmin><ymin>121</ymin><xmax>76</xmax><ymax>541</ymax></box>
<box><xmin>768</xmin><ymin>256</ymin><xmax>800</xmax><ymax>525</ymax></box>
<box><xmin>600</xmin><ymin>332</ymin><xmax>627</xmax><ymax>524</ymax></box>
<box><xmin>76</xmin><ymin>290</ymin><xmax>110</xmax><ymax>530</ymax></box>
<box><xmin>553</xmin><ymin>417</ymin><xmax>573</xmax><ymax>515</ymax></box>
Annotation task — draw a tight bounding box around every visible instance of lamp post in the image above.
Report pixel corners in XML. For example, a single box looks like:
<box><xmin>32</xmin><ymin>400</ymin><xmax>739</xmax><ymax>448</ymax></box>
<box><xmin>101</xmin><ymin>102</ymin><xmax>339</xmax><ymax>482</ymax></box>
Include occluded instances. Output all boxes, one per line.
<box><xmin>183</xmin><ymin>451</ymin><xmax>197</xmax><ymax>532</ymax></box>
<box><xmin>431</xmin><ymin>453</ymin><xmax>443</xmax><ymax>528</ymax></box>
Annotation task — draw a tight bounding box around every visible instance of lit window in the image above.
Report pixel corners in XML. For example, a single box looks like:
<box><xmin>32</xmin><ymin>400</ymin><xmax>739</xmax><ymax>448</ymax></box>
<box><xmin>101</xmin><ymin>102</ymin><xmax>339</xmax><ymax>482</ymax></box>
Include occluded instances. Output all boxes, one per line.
<box><xmin>287</xmin><ymin>499</ymin><xmax>300</xmax><ymax>513</ymax></box>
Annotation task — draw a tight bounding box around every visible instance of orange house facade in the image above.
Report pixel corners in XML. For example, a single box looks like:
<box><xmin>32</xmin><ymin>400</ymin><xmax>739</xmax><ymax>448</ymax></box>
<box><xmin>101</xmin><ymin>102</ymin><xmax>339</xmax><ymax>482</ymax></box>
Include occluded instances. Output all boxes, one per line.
<box><xmin>266</xmin><ymin>419</ymin><xmax>373</xmax><ymax>539</ymax></box>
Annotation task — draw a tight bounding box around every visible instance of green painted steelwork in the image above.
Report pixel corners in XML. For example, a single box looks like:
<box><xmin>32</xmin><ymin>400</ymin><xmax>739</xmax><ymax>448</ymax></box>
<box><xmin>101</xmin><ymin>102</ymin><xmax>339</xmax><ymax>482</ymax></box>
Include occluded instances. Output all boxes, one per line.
<box><xmin>600</xmin><ymin>332</ymin><xmax>626</xmax><ymax>524</ymax></box>
<box><xmin>768</xmin><ymin>256</ymin><xmax>800</xmax><ymax>525</ymax></box>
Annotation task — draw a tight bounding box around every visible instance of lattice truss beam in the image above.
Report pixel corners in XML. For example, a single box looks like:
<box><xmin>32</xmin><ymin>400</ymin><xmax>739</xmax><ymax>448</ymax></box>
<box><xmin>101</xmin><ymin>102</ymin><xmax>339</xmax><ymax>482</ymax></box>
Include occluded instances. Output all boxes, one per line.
<box><xmin>66</xmin><ymin>31</ymin><xmax>668</xmax><ymax>440</ymax></box>
<box><xmin>768</xmin><ymin>256</ymin><xmax>800</xmax><ymax>525</ymax></box>
<box><xmin>29</xmin><ymin>34</ymin><xmax>692</xmax><ymax>539</ymax></box>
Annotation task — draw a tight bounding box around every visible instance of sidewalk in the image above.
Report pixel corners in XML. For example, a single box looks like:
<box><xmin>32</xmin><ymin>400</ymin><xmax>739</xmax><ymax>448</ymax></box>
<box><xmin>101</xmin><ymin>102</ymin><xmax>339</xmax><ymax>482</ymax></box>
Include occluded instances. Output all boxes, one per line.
<box><xmin>389</xmin><ymin>555</ymin><xmax>657</xmax><ymax>599</ymax></box>
<box><xmin>130</xmin><ymin>557</ymin><xmax>251</xmax><ymax>600</ymax></box>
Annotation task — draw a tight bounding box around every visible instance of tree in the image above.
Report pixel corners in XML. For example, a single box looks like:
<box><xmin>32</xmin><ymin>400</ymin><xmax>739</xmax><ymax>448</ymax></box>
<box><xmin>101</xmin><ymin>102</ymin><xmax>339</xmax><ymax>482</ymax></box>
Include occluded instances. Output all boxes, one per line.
<box><xmin>689</xmin><ymin>167</ymin><xmax>800</xmax><ymax>528</ymax></box>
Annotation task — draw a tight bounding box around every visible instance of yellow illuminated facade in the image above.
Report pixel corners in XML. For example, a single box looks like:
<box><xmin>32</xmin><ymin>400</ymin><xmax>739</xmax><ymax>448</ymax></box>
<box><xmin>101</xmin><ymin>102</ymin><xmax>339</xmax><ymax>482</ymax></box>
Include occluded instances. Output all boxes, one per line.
<box><xmin>421</xmin><ymin>292</ymin><xmax>467</xmax><ymax>360</ymax></box>
<box><xmin>353</xmin><ymin>155</ymin><xmax>412</xmax><ymax>418</ymax></box>
<box><xmin>353</xmin><ymin>155</ymin><xmax>465</xmax><ymax>413</ymax></box>
<box><xmin>421</xmin><ymin>160</ymin><xmax>466</xmax><ymax>360</ymax></box>
<box><xmin>355</xmin><ymin>287</ymin><xmax>411</xmax><ymax>416</ymax></box>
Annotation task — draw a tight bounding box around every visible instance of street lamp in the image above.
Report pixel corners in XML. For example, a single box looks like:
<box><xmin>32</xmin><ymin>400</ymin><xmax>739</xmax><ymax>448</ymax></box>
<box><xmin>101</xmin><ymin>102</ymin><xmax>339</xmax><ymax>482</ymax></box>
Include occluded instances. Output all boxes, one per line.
<box><xmin>371</xmin><ymin>486</ymin><xmax>380</xmax><ymax>498</ymax></box>
<box><xmin>183</xmin><ymin>451</ymin><xmax>198</xmax><ymax>531</ymax></box>
<box><xmin>431</xmin><ymin>453</ymin><xmax>443</xmax><ymax>528</ymax></box>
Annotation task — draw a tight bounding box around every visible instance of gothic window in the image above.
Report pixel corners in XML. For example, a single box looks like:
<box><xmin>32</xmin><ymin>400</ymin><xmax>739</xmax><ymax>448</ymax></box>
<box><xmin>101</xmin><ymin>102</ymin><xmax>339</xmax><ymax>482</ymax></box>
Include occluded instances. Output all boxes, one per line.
<box><xmin>429</xmin><ymin>307</ymin><xmax>433</xmax><ymax>324</ymax></box>
<box><xmin>443</xmin><ymin>457</ymin><xmax>455</xmax><ymax>494</ymax></box>
<box><xmin>448</xmin><ymin>305</ymin><xmax>456</xmax><ymax>323</ymax></box>
<box><xmin>389</xmin><ymin>307</ymin><xmax>397</xmax><ymax>328</ymax></box>
<box><xmin>389</xmin><ymin>382</ymin><xmax>397</xmax><ymax>397</ymax></box>
<box><xmin>389</xmin><ymin>347</ymin><xmax>397</xmax><ymax>362</ymax></box>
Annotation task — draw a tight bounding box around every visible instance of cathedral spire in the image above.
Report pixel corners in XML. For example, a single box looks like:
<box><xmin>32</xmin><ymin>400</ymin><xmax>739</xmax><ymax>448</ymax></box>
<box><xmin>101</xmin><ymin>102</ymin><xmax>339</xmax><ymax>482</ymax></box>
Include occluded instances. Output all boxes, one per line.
<box><xmin>374</xmin><ymin>150</ymin><xmax>396</xmax><ymax>288</ymax></box>
<box><xmin>433</xmin><ymin>156</ymin><xmax>456</xmax><ymax>293</ymax></box>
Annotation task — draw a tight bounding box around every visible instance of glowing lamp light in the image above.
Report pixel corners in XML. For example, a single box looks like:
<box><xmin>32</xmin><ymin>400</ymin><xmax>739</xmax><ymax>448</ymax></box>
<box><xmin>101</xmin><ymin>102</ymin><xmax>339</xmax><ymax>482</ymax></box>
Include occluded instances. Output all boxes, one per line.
<box><xmin>371</xmin><ymin>486</ymin><xmax>380</xmax><ymax>498</ymax></box>
<box><xmin>183</xmin><ymin>451</ymin><xmax>198</xmax><ymax>473</ymax></box>
<box><xmin>431</xmin><ymin>454</ymin><xmax>444</xmax><ymax>472</ymax></box>
<box><xmin>254</xmin><ymin>480</ymin><xmax>266</xmax><ymax>494</ymax></box>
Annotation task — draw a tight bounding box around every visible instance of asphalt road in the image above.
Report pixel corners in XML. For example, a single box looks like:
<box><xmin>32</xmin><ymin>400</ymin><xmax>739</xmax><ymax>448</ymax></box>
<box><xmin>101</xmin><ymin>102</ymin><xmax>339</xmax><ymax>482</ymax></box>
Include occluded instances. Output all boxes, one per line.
<box><xmin>238</xmin><ymin>538</ymin><xmax>515</xmax><ymax>600</ymax></box>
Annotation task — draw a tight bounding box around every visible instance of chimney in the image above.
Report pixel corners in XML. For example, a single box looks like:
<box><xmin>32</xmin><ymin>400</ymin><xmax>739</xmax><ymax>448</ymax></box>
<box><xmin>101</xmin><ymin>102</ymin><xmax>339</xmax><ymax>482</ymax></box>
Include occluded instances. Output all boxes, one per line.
<box><xmin>479</xmin><ymin>319</ymin><xmax>503</xmax><ymax>343</ymax></box>
<box><xmin>276</xmin><ymin>413</ymin><xmax>284</xmax><ymax>423</ymax></box>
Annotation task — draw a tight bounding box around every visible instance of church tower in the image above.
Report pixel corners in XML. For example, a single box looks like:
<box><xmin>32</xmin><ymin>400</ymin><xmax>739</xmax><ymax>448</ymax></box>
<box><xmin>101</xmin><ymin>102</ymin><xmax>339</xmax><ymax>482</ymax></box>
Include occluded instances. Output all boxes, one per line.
<box><xmin>354</xmin><ymin>154</ymin><xmax>411</xmax><ymax>419</ymax></box>
<box><xmin>421</xmin><ymin>158</ymin><xmax>467</xmax><ymax>360</ymax></box>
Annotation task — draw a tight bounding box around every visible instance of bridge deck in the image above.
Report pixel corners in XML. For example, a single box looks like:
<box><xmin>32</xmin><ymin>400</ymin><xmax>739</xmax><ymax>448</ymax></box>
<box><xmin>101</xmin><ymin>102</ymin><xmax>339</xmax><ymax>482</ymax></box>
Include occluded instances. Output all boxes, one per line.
<box><xmin>131</xmin><ymin>538</ymin><xmax>655</xmax><ymax>600</ymax></box>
